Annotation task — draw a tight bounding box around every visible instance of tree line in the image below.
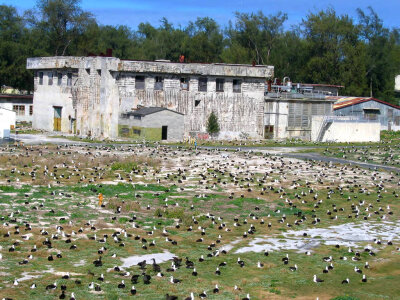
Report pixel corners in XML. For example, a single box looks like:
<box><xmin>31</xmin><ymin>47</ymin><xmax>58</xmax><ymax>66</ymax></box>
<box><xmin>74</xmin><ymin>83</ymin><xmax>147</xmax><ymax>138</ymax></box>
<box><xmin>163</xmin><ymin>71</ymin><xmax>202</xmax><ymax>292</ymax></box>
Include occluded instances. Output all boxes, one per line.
<box><xmin>0</xmin><ymin>0</ymin><xmax>399</xmax><ymax>104</ymax></box>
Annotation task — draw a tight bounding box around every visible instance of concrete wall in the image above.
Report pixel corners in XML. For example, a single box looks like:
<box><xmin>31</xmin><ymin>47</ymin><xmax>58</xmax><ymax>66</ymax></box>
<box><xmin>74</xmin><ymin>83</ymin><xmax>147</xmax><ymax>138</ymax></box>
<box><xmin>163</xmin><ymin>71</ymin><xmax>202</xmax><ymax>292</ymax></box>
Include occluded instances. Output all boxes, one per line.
<box><xmin>311</xmin><ymin>116</ymin><xmax>381</xmax><ymax>142</ymax></box>
<box><xmin>335</xmin><ymin>100</ymin><xmax>400</xmax><ymax>131</ymax></box>
<box><xmin>27</xmin><ymin>56</ymin><xmax>273</xmax><ymax>139</ymax></box>
<box><xmin>0</xmin><ymin>108</ymin><xmax>16</xmax><ymax>138</ymax></box>
<box><xmin>118</xmin><ymin>110</ymin><xmax>184</xmax><ymax>141</ymax></box>
<box><xmin>31</xmin><ymin>70</ymin><xmax>75</xmax><ymax>133</ymax></box>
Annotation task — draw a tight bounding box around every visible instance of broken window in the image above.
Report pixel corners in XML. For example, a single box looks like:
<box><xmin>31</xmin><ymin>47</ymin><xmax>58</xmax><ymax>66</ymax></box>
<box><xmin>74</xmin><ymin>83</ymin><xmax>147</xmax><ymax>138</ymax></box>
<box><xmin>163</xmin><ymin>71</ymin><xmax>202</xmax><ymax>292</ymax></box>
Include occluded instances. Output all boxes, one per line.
<box><xmin>29</xmin><ymin>105</ymin><xmax>33</xmax><ymax>116</ymax></box>
<box><xmin>39</xmin><ymin>72</ymin><xmax>43</xmax><ymax>85</ymax></box>
<box><xmin>67</xmin><ymin>73</ymin><xmax>72</xmax><ymax>86</ymax></box>
<box><xmin>133</xmin><ymin>129</ymin><xmax>141</xmax><ymax>135</ymax></box>
<box><xmin>198</xmin><ymin>77</ymin><xmax>207</xmax><ymax>92</ymax></box>
<box><xmin>180</xmin><ymin>77</ymin><xmax>189</xmax><ymax>90</ymax></box>
<box><xmin>48</xmin><ymin>72</ymin><xmax>53</xmax><ymax>85</ymax></box>
<box><xmin>233</xmin><ymin>79</ymin><xmax>241</xmax><ymax>93</ymax></box>
<box><xmin>154</xmin><ymin>76</ymin><xmax>163</xmax><ymax>90</ymax></box>
<box><xmin>216</xmin><ymin>78</ymin><xmax>224</xmax><ymax>92</ymax></box>
<box><xmin>195</xmin><ymin>100</ymin><xmax>201</xmax><ymax>107</ymax></box>
<box><xmin>57</xmin><ymin>73</ymin><xmax>62</xmax><ymax>86</ymax></box>
<box><xmin>13</xmin><ymin>105</ymin><xmax>25</xmax><ymax>116</ymax></box>
<box><xmin>135</xmin><ymin>76</ymin><xmax>145</xmax><ymax>90</ymax></box>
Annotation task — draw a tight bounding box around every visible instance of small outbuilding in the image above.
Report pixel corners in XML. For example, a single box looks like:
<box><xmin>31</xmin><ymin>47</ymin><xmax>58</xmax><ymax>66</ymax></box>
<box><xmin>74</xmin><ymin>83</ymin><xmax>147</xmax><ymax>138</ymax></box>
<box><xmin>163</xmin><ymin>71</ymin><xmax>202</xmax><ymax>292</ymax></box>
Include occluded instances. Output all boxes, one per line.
<box><xmin>118</xmin><ymin>107</ymin><xmax>184</xmax><ymax>141</ymax></box>
<box><xmin>0</xmin><ymin>107</ymin><xmax>16</xmax><ymax>139</ymax></box>
<box><xmin>331</xmin><ymin>96</ymin><xmax>400</xmax><ymax>131</ymax></box>
<box><xmin>0</xmin><ymin>94</ymin><xmax>33</xmax><ymax>123</ymax></box>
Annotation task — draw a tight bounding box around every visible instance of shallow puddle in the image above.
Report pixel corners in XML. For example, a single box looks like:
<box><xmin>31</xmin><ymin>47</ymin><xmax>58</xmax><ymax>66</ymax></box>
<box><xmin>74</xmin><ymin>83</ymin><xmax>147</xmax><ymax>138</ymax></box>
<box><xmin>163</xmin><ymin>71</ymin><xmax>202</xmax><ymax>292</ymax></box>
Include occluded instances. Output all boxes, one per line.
<box><xmin>120</xmin><ymin>250</ymin><xmax>176</xmax><ymax>268</ymax></box>
<box><xmin>232</xmin><ymin>221</ymin><xmax>400</xmax><ymax>254</ymax></box>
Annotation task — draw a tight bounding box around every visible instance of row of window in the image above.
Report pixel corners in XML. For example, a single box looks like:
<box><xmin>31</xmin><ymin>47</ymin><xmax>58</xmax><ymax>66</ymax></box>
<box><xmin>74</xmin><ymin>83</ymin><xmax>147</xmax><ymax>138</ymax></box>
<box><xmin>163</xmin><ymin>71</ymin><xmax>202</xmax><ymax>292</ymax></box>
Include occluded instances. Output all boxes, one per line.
<box><xmin>134</xmin><ymin>76</ymin><xmax>242</xmax><ymax>93</ymax></box>
<box><xmin>38</xmin><ymin>72</ymin><xmax>72</xmax><ymax>86</ymax></box>
<box><xmin>13</xmin><ymin>105</ymin><xmax>33</xmax><ymax>116</ymax></box>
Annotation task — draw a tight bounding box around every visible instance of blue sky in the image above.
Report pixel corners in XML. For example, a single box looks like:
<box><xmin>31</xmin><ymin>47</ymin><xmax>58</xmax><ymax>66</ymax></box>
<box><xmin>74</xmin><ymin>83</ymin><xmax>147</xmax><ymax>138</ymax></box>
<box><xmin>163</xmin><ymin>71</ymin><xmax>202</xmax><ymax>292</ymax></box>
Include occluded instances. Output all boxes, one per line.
<box><xmin>2</xmin><ymin>0</ymin><xmax>399</xmax><ymax>30</ymax></box>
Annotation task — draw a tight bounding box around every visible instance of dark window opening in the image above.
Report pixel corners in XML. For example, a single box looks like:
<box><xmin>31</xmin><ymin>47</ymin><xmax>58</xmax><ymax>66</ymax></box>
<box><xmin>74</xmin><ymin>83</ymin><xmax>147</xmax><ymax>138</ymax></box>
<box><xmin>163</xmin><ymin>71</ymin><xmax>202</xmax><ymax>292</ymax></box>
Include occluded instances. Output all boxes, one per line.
<box><xmin>135</xmin><ymin>76</ymin><xmax>145</xmax><ymax>90</ymax></box>
<box><xmin>233</xmin><ymin>79</ymin><xmax>241</xmax><ymax>93</ymax></box>
<box><xmin>363</xmin><ymin>109</ymin><xmax>380</xmax><ymax>121</ymax></box>
<box><xmin>39</xmin><ymin>72</ymin><xmax>43</xmax><ymax>85</ymax></box>
<box><xmin>216</xmin><ymin>78</ymin><xmax>224</xmax><ymax>92</ymax></box>
<box><xmin>97</xmin><ymin>70</ymin><xmax>101</xmax><ymax>76</ymax></box>
<box><xmin>162</xmin><ymin>126</ymin><xmax>168</xmax><ymax>140</ymax></box>
<box><xmin>198</xmin><ymin>77</ymin><xmax>207</xmax><ymax>92</ymax></box>
<box><xmin>57</xmin><ymin>73</ymin><xmax>62</xmax><ymax>86</ymax></box>
<box><xmin>133</xmin><ymin>129</ymin><xmax>141</xmax><ymax>135</ymax></box>
<box><xmin>48</xmin><ymin>72</ymin><xmax>53</xmax><ymax>85</ymax></box>
<box><xmin>67</xmin><ymin>73</ymin><xmax>72</xmax><ymax>86</ymax></box>
<box><xmin>29</xmin><ymin>105</ymin><xmax>33</xmax><ymax>116</ymax></box>
<box><xmin>155</xmin><ymin>76</ymin><xmax>163</xmax><ymax>90</ymax></box>
<box><xmin>134</xmin><ymin>115</ymin><xmax>142</xmax><ymax>120</ymax></box>
<box><xmin>180</xmin><ymin>77</ymin><xmax>189</xmax><ymax>90</ymax></box>
<box><xmin>195</xmin><ymin>100</ymin><xmax>201</xmax><ymax>107</ymax></box>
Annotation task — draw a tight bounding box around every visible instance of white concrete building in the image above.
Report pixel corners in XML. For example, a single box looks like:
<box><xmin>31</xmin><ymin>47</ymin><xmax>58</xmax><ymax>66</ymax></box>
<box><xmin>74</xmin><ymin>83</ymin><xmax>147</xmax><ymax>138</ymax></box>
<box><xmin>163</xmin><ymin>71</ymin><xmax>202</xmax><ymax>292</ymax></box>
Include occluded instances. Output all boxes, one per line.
<box><xmin>0</xmin><ymin>107</ymin><xmax>16</xmax><ymax>138</ymax></box>
<box><xmin>0</xmin><ymin>94</ymin><xmax>33</xmax><ymax>123</ymax></box>
<box><xmin>27</xmin><ymin>56</ymin><xmax>273</xmax><ymax>140</ymax></box>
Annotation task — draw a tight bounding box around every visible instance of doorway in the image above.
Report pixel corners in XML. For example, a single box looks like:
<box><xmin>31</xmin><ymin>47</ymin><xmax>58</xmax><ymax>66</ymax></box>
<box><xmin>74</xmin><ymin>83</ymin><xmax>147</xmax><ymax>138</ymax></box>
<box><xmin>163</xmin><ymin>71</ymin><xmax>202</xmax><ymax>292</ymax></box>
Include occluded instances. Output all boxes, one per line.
<box><xmin>162</xmin><ymin>126</ymin><xmax>168</xmax><ymax>140</ymax></box>
<box><xmin>264</xmin><ymin>125</ymin><xmax>274</xmax><ymax>139</ymax></box>
<box><xmin>53</xmin><ymin>106</ymin><xmax>62</xmax><ymax>131</ymax></box>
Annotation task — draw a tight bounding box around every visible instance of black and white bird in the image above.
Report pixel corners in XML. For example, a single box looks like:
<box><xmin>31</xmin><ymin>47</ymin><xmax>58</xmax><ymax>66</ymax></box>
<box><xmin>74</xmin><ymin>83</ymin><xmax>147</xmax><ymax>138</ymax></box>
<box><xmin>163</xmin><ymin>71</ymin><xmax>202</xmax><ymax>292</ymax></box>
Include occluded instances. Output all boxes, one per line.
<box><xmin>362</xmin><ymin>274</ymin><xmax>367</xmax><ymax>282</ymax></box>
<box><xmin>170</xmin><ymin>276</ymin><xmax>181</xmax><ymax>284</ymax></box>
<box><xmin>289</xmin><ymin>264</ymin><xmax>298</xmax><ymax>271</ymax></box>
<box><xmin>130</xmin><ymin>286</ymin><xmax>136</xmax><ymax>295</ymax></box>
<box><xmin>213</xmin><ymin>284</ymin><xmax>219</xmax><ymax>293</ymax></box>
<box><xmin>313</xmin><ymin>275</ymin><xmax>324</xmax><ymax>283</ymax></box>
<box><xmin>341</xmin><ymin>278</ymin><xmax>350</xmax><ymax>284</ymax></box>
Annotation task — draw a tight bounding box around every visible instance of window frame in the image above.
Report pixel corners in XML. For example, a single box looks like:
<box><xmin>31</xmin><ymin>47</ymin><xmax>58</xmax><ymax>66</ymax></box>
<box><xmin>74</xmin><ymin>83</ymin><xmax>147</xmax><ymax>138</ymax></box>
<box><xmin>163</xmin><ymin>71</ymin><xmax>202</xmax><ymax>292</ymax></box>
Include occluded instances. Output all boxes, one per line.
<box><xmin>180</xmin><ymin>77</ymin><xmax>189</xmax><ymax>90</ymax></box>
<box><xmin>216</xmin><ymin>78</ymin><xmax>224</xmax><ymax>92</ymax></box>
<box><xmin>233</xmin><ymin>79</ymin><xmax>242</xmax><ymax>93</ymax></box>
<box><xmin>198</xmin><ymin>77</ymin><xmax>207</xmax><ymax>92</ymax></box>
<box><xmin>135</xmin><ymin>75</ymin><xmax>145</xmax><ymax>90</ymax></box>
<box><xmin>29</xmin><ymin>105</ymin><xmax>33</xmax><ymax>116</ymax></box>
<box><xmin>57</xmin><ymin>73</ymin><xmax>63</xmax><ymax>86</ymax></box>
<box><xmin>48</xmin><ymin>72</ymin><xmax>53</xmax><ymax>85</ymax></box>
<box><xmin>39</xmin><ymin>72</ymin><xmax>43</xmax><ymax>85</ymax></box>
<box><xmin>154</xmin><ymin>76</ymin><xmax>163</xmax><ymax>91</ymax></box>
<box><xmin>67</xmin><ymin>73</ymin><xmax>72</xmax><ymax>86</ymax></box>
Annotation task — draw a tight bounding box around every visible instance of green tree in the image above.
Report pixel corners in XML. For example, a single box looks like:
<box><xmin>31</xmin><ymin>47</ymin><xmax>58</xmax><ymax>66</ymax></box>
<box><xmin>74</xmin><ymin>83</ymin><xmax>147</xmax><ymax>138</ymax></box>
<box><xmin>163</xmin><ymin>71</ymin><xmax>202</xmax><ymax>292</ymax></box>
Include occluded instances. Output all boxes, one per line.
<box><xmin>300</xmin><ymin>8</ymin><xmax>368</xmax><ymax>95</ymax></box>
<box><xmin>207</xmin><ymin>111</ymin><xmax>220</xmax><ymax>136</ymax></box>
<box><xmin>26</xmin><ymin>0</ymin><xmax>94</xmax><ymax>56</ymax></box>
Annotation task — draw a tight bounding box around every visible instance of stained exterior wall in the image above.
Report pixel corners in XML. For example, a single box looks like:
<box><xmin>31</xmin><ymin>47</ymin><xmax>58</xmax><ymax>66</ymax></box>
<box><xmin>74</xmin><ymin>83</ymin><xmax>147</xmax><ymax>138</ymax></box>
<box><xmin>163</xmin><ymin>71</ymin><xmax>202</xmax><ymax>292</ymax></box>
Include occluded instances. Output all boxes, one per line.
<box><xmin>334</xmin><ymin>100</ymin><xmax>400</xmax><ymax>131</ymax></box>
<box><xmin>27</xmin><ymin>56</ymin><xmax>273</xmax><ymax>139</ymax></box>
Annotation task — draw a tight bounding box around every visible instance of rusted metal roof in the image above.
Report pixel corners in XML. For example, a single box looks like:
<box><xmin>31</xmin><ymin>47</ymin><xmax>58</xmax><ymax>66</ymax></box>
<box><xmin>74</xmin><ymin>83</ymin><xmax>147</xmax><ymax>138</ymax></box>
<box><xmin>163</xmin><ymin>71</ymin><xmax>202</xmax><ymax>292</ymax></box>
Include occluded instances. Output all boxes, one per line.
<box><xmin>330</xmin><ymin>96</ymin><xmax>400</xmax><ymax>110</ymax></box>
<box><xmin>0</xmin><ymin>94</ymin><xmax>33</xmax><ymax>99</ymax></box>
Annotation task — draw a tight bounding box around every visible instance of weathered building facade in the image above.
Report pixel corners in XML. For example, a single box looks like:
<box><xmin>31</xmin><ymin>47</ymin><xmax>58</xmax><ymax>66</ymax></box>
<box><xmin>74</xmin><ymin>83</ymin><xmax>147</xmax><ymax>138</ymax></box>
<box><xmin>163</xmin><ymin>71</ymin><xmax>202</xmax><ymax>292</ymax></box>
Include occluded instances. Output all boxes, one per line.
<box><xmin>27</xmin><ymin>56</ymin><xmax>273</xmax><ymax>139</ymax></box>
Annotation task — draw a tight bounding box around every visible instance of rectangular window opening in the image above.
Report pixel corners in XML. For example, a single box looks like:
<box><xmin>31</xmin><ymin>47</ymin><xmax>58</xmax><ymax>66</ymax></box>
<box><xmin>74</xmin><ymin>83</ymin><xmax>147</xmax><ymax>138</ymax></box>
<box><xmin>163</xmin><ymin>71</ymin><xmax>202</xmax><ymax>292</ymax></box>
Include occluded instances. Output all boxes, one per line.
<box><xmin>135</xmin><ymin>76</ymin><xmax>145</xmax><ymax>90</ymax></box>
<box><xmin>133</xmin><ymin>129</ymin><xmax>141</xmax><ymax>135</ymax></box>
<box><xmin>57</xmin><ymin>73</ymin><xmax>62</xmax><ymax>86</ymax></box>
<box><xmin>67</xmin><ymin>73</ymin><xmax>72</xmax><ymax>86</ymax></box>
<box><xmin>48</xmin><ymin>72</ymin><xmax>53</xmax><ymax>85</ymax></box>
<box><xmin>233</xmin><ymin>79</ymin><xmax>241</xmax><ymax>93</ymax></box>
<box><xmin>39</xmin><ymin>72</ymin><xmax>43</xmax><ymax>85</ymax></box>
<box><xmin>198</xmin><ymin>77</ymin><xmax>207</xmax><ymax>92</ymax></box>
<box><xmin>29</xmin><ymin>105</ymin><xmax>33</xmax><ymax>116</ymax></box>
<box><xmin>154</xmin><ymin>76</ymin><xmax>163</xmax><ymax>90</ymax></box>
<box><xmin>216</xmin><ymin>78</ymin><xmax>224</xmax><ymax>92</ymax></box>
<box><xmin>180</xmin><ymin>77</ymin><xmax>189</xmax><ymax>90</ymax></box>
<box><xmin>134</xmin><ymin>115</ymin><xmax>142</xmax><ymax>120</ymax></box>
<box><xmin>195</xmin><ymin>100</ymin><xmax>201</xmax><ymax>107</ymax></box>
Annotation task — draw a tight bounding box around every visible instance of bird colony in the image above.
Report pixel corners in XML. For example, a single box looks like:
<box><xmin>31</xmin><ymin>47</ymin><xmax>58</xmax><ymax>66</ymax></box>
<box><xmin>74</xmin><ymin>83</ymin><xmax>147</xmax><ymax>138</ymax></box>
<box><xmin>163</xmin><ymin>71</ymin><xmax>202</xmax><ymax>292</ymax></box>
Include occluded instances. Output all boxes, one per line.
<box><xmin>0</xmin><ymin>143</ymin><xmax>399</xmax><ymax>300</ymax></box>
